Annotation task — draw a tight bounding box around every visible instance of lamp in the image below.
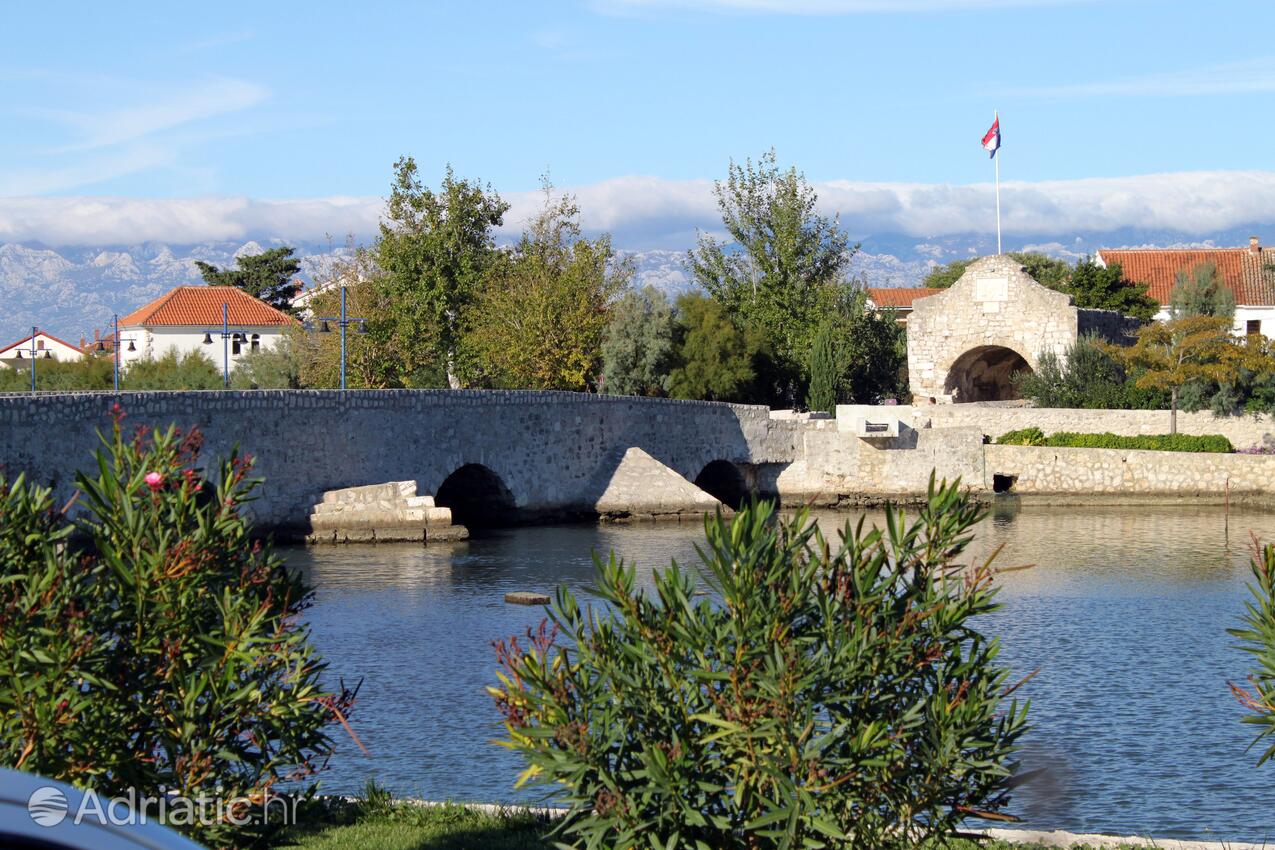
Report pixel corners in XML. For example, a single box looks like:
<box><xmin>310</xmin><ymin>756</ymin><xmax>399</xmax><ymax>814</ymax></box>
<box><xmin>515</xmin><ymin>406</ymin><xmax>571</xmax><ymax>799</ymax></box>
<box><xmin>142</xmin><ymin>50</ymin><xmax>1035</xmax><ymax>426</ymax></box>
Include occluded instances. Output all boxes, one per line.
<box><xmin>42</xmin><ymin>351</ymin><xmax>51</xmax><ymax>359</ymax></box>
<box><xmin>14</xmin><ymin>351</ymin><xmax>22</xmax><ymax>360</ymax></box>
<box><xmin>357</xmin><ymin>322</ymin><xmax>368</xmax><ymax>335</ymax></box>
<box><xmin>319</xmin><ymin>320</ymin><xmax>331</xmax><ymax>333</ymax></box>
<box><xmin>127</xmin><ymin>340</ymin><xmax>136</xmax><ymax>352</ymax></box>
<box><xmin>202</xmin><ymin>333</ymin><xmax>213</xmax><ymax>345</ymax></box>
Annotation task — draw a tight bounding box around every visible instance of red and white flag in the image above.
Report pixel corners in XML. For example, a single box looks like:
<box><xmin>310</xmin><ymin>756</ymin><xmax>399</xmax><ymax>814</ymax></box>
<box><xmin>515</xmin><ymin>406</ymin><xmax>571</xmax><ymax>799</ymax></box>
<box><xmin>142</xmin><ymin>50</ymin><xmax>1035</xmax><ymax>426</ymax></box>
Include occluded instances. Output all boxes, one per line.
<box><xmin>982</xmin><ymin>116</ymin><xmax>1001</xmax><ymax>158</ymax></box>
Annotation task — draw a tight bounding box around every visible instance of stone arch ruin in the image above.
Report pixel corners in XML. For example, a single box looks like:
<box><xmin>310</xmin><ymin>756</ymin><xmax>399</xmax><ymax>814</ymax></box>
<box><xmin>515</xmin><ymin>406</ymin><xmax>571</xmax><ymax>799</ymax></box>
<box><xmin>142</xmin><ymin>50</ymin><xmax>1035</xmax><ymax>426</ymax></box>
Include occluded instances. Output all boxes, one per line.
<box><xmin>907</xmin><ymin>255</ymin><xmax>1132</xmax><ymax>403</ymax></box>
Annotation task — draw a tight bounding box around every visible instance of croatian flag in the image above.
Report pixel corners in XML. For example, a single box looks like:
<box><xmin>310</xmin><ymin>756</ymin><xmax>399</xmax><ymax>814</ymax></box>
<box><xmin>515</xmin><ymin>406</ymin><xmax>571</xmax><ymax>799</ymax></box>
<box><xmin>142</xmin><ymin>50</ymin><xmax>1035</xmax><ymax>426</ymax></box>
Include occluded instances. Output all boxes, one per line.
<box><xmin>982</xmin><ymin>116</ymin><xmax>1001</xmax><ymax>158</ymax></box>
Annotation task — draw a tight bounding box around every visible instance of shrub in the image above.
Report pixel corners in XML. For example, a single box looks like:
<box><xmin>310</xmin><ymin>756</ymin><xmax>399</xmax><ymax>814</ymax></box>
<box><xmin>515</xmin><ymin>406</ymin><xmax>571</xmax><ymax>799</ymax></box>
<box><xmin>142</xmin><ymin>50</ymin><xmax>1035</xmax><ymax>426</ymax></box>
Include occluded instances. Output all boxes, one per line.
<box><xmin>996</xmin><ymin>428</ymin><xmax>1233</xmax><ymax>453</ymax></box>
<box><xmin>490</xmin><ymin>479</ymin><xmax>1029</xmax><ymax>850</ymax></box>
<box><xmin>1231</xmin><ymin>542</ymin><xmax>1275</xmax><ymax>764</ymax></box>
<box><xmin>996</xmin><ymin>426</ymin><xmax>1046</xmax><ymax>446</ymax></box>
<box><xmin>0</xmin><ymin>410</ymin><xmax>356</xmax><ymax>848</ymax></box>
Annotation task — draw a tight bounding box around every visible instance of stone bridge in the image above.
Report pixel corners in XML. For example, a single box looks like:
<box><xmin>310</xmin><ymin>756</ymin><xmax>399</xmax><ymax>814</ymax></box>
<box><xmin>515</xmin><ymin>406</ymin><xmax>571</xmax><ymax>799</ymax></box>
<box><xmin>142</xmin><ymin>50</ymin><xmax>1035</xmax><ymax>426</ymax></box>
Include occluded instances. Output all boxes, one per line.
<box><xmin>0</xmin><ymin>390</ymin><xmax>803</xmax><ymax>537</ymax></box>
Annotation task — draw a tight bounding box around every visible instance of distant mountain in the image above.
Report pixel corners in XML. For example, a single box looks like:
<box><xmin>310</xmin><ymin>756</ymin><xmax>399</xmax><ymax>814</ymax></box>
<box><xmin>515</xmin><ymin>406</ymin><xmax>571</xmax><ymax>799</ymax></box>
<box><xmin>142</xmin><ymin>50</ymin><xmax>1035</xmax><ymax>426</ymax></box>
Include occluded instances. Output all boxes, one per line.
<box><xmin>3</xmin><ymin>223</ymin><xmax>1273</xmax><ymax>343</ymax></box>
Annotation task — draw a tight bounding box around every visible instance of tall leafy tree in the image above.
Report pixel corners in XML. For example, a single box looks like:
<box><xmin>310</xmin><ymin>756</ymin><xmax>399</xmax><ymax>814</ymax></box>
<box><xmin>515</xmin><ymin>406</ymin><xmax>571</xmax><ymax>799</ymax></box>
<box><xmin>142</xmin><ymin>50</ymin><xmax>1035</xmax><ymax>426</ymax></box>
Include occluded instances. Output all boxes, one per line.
<box><xmin>1114</xmin><ymin>315</ymin><xmax>1264</xmax><ymax>433</ymax></box>
<box><xmin>464</xmin><ymin>184</ymin><xmax>630</xmax><ymax>391</ymax></box>
<box><xmin>805</xmin><ymin>323</ymin><xmax>838</xmax><ymax>413</ymax></box>
<box><xmin>1169</xmin><ymin>261</ymin><xmax>1236</xmax><ymax>319</ymax></box>
<box><xmin>666</xmin><ymin>293</ymin><xmax>762</xmax><ymax>403</ymax></box>
<box><xmin>688</xmin><ymin>149</ymin><xmax>852</xmax><ymax>405</ymax></box>
<box><xmin>601</xmin><ymin>286</ymin><xmax>676</xmax><ymax>396</ymax></box>
<box><xmin>921</xmin><ymin>252</ymin><xmax>1070</xmax><ymax>290</ymax></box>
<box><xmin>377</xmin><ymin>158</ymin><xmax>509</xmax><ymax>387</ymax></box>
<box><xmin>1066</xmin><ymin>256</ymin><xmax>1158</xmax><ymax>321</ymax></box>
<box><xmin>195</xmin><ymin>246</ymin><xmax>302</xmax><ymax>313</ymax></box>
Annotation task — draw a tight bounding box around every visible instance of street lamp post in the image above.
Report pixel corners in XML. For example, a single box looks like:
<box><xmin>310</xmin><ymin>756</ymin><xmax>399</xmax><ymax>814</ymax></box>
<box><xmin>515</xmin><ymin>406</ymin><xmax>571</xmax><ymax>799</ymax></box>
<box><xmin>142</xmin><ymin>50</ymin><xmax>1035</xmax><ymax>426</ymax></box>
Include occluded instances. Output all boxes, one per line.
<box><xmin>94</xmin><ymin>314</ymin><xmax>137</xmax><ymax>392</ymax></box>
<box><xmin>20</xmin><ymin>327</ymin><xmax>51</xmax><ymax>394</ymax></box>
<box><xmin>305</xmin><ymin>287</ymin><xmax>366</xmax><ymax>390</ymax></box>
<box><xmin>201</xmin><ymin>303</ymin><xmax>232</xmax><ymax>388</ymax></box>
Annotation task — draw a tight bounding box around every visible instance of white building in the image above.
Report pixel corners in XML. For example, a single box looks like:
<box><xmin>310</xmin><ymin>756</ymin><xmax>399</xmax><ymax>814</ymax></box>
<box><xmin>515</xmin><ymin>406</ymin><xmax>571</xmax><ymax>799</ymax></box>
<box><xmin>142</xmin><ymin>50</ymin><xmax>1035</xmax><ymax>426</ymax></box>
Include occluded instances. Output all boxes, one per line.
<box><xmin>0</xmin><ymin>330</ymin><xmax>86</xmax><ymax>369</ymax></box>
<box><xmin>1097</xmin><ymin>238</ymin><xmax>1275</xmax><ymax>338</ymax></box>
<box><xmin>118</xmin><ymin>286</ymin><xmax>295</xmax><ymax>373</ymax></box>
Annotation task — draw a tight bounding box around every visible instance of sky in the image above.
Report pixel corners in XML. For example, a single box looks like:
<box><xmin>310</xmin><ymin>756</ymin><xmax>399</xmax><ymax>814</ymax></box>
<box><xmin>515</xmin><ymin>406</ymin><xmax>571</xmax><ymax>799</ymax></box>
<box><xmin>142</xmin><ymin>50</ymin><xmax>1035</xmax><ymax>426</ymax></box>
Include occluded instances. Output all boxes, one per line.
<box><xmin>4</xmin><ymin>0</ymin><xmax>1275</xmax><ymax>248</ymax></box>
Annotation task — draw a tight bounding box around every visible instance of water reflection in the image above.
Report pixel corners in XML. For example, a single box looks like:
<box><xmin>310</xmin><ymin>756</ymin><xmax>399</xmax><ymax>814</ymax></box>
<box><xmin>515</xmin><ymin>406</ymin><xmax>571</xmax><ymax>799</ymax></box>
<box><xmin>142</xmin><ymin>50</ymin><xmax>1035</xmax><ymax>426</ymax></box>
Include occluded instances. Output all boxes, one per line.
<box><xmin>288</xmin><ymin>503</ymin><xmax>1275</xmax><ymax>842</ymax></box>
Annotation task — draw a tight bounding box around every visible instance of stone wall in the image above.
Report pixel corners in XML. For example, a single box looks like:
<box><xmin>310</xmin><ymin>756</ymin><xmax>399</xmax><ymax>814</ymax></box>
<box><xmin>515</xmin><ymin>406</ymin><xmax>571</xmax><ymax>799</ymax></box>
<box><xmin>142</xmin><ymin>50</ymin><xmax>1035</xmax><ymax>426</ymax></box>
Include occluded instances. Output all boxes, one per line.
<box><xmin>985</xmin><ymin>444</ymin><xmax>1275</xmax><ymax>497</ymax></box>
<box><xmin>917</xmin><ymin>404</ymin><xmax>1275</xmax><ymax>449</ymax></box>
<box><xmin>0</xmin><ymin>390</ymin><xmax>801</xmax><ymax>535</ymax></box>
<box><xmin>908</xmin><ymin>256</ymin><xmax>1079</xmax><ymax>402</ymax></box>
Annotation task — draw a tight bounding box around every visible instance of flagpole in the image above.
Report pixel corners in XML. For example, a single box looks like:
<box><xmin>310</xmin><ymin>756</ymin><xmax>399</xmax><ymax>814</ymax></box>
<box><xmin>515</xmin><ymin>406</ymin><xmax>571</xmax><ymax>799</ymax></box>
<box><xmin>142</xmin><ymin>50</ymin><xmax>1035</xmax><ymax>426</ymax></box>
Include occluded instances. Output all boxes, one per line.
<box><xmin>993</xmin><ymin>110</ymin><xmax>1002</xmax><ymax>255</ymax></box>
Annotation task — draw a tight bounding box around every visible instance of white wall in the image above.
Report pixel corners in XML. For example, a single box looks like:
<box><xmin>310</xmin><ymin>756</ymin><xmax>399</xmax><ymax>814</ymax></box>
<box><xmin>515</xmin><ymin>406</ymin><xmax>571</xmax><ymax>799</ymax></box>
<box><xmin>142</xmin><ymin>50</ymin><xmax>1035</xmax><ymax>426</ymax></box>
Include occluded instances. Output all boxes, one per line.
<box><xmin>118</xmin><ymin>325</ymin><xmax>285</xmax><ymax>373</ymax></box>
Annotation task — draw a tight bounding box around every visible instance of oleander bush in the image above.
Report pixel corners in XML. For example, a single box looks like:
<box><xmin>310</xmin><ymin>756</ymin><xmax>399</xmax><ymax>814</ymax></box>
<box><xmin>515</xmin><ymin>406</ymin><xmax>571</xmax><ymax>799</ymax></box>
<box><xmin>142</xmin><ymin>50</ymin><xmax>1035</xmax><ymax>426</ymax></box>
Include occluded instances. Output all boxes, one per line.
<box><xmin>1231</xmin><ymin>542</ymin><xmax>1275</xmax><ymax>765</ymax></box>
<box><xmin>490</xmin><ymin>478</ymin><xmax>1029</xmax><ymax>850</ymax></box>
<box><xmin>996</xmin><ymin>428</ymin><xmax>1232</xmax><ymax>453</ymax></box>
<box><xmin>0</xmin><ymin>408</ymin><xmax>357</xmax><ymax>849</ymax></box>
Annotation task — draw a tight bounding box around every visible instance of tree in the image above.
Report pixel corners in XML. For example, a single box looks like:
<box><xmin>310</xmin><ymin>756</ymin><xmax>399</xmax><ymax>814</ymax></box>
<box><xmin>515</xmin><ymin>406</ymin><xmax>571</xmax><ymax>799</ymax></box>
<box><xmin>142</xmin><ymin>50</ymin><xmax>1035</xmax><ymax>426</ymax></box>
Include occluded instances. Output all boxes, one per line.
<box><xmin>377</xmin><ymin>158</ymin><xmax>509</xmax><ymax>387</ymax></box>
<box><xmin>601</xmin><ymin>285</ymin><xmax>675</xmax><ymax>396</ymax></box>
<box><xmin>196</xmin><ymin>246</ymin><xmax>302</xmax><ymax>314</ymax></box>
<box><xmin>666</xmin><ymin>293</ymin><xmax>761</xmax><ymax>402</ymax></box>
<box><xmin>1066</xmin><ymin>257</ymin><xmax>1159</xmax><ymax>321</ymax></box>
<box><xmin>1170</xmin><ymin>261</ymin><xmax>1236</xmax><ymax>319</ymax></box>
<box><xmin>830</xmin><ymin>286</ymin><xmax>907</xmax><ymax>403</ymax></box>
<box><xmin>688</xmin><ymin>150</ymin><xmax>852</xmax><ymax>405</ymax></box>
<box><xmin>805</xmin><ymin>323</ymin><xmax>838</xmax><ymax>413</ymax></box>
<box><xmin>1015</xmin><ymin>335</ymin><xmax>1166</xmax><ymax>410</ymax></box>
<box><xmin>1114</xmin><ymin>316</ymin><xmax>1263</xmax><ymax>433</ymax></box>
<box><xmin>229</xmin><ymin>333</ymin><xmax>303</xmax><ymax>389</ymax></box>
<box><xmin>464</xmin><ymin>184</ymin><xmax>630</xmax><ymax>391</ymax></box>
<box><xmin>121</xmin><ymin>350</ymin><xmax>222</xmax><ymax>391</ymax></box>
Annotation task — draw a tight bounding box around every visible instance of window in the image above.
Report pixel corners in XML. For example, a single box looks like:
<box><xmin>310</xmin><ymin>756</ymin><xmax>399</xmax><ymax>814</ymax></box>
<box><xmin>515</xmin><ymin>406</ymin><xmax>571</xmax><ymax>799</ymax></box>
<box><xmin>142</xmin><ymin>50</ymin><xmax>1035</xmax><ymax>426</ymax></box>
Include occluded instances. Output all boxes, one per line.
<box><xmin>1248</xmin><ymin>319</ymin><xmax>1262</xmax><ymax>336</ymax></box>
<box><xmin>250</xmin><ymin>333</ymin><xmax>260</xmax><ymax>352</ymax></box>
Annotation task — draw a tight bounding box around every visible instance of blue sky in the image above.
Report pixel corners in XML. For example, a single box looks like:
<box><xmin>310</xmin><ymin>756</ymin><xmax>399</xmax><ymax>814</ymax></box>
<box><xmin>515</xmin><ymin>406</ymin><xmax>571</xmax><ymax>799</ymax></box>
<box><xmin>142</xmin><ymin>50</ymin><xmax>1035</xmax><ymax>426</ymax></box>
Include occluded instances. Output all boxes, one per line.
<box><xmin>4</xmin><ymin>0</ymin><xmax>1275</xmax><ymax>247</ymax></box>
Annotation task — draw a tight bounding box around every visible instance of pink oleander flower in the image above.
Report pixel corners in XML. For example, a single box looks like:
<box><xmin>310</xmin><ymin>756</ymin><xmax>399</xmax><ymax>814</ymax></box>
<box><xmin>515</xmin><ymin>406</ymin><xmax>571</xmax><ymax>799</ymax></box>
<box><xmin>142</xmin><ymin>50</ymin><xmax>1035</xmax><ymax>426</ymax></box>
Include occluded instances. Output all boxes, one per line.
<box><xmin>144</xmin><ymin>472</ymin><xmax>164</xmax><ymax>492</ymax></box>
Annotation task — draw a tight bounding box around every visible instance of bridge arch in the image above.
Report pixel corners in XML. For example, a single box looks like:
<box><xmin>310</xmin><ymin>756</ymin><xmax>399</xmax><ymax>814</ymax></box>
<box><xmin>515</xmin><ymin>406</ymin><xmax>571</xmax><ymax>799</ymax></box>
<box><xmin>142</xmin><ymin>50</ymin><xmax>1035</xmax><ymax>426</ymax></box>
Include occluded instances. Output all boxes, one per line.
<box><xmin>694</xmin><ymin>459</ymin><xmax>749</xmax><ymax>509</ymax></box>
<box><xmin>943</xmin><ymin>344</ymin><xmax>1033</xmax><ymax>403</ymax></box>
<box><xmin>435</xmin><ymin>463</ymin><xmax>517</xmax><ymax>528</ymax></box>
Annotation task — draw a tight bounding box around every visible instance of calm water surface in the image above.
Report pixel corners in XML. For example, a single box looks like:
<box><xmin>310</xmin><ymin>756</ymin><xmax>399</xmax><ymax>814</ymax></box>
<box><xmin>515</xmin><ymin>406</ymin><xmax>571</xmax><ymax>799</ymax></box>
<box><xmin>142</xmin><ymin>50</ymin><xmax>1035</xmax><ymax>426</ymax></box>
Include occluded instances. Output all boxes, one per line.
<box><xmin>287</xmin><ymin>502</ymin><xmax>1275</xmax><ymax>842</ymax></box>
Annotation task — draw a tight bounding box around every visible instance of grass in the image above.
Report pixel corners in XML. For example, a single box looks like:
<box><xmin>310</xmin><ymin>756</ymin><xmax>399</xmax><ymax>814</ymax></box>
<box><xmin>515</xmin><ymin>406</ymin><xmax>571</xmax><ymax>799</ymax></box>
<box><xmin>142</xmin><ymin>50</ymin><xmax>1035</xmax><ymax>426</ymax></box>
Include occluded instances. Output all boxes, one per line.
<box><xmin>268</xmin><ymin>796</ymin><xmax>1161</xmax><ymax>850</ymax></box>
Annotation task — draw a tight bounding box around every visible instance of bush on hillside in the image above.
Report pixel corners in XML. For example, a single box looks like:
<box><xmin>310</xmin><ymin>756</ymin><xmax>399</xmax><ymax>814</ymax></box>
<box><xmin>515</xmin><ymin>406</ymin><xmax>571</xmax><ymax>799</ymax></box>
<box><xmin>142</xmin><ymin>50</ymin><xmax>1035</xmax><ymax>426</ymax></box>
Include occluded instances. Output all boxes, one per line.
<box><xmin>490</xmin><ymin>479</ymin><xmax>1029</xmax><ymax>850</ymax></box>
<box><xmin>0</xmin><ymin>410</ymin><xmax>356</xmax><ymax>848</ymax></box>
<box><xmin>996</xmin><ymin>428</ymin><xmax>1233</xmax><ymax>453</ymax></box>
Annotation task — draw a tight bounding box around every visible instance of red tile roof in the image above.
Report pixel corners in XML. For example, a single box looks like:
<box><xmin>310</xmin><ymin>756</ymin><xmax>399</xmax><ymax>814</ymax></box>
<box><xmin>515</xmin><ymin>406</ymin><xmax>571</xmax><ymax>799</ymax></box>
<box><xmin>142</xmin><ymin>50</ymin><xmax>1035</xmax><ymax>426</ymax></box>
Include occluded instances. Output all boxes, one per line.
<box><xmin>1097</xmin><ymin>246</ymin><xmax>1275</xmax><ymax>306</ymax></box>
<box><xmin>0</xmin><ymin>331</ymin><xmax>86</xmax><ymax>357</ymax></box>
<box><xmin>120</xmin><ymin>286</ymin><xmax>295</xmax><ymax>327</ymax></box>
<box><xmin>866</xmin><ymin>287</ymin><xmax>942</xmax><ymax>309</ymax></box>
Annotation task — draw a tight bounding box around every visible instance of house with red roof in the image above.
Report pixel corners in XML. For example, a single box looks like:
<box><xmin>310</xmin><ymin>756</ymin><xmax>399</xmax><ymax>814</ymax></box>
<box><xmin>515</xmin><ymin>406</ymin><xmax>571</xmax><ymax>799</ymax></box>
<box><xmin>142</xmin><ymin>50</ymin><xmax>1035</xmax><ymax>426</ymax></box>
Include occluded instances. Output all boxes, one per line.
<box><xmin>864</xmin><ymin>287</ymin><xmax>942</xmax><ymax>323</ymax></box>
<box><xmin>117</xmin><ymin>286</ymin><xmax>296</xmax><ymax>373</ymax></box>
<box><xmin>0</xmin><ymin>330</ymin><xmax>86</xmax><ymax>369</ymax></box>
<box><xmin>1097</xmin><ymin>236</ymin><xmax>1275</xmax><ymax>337</ymax></box>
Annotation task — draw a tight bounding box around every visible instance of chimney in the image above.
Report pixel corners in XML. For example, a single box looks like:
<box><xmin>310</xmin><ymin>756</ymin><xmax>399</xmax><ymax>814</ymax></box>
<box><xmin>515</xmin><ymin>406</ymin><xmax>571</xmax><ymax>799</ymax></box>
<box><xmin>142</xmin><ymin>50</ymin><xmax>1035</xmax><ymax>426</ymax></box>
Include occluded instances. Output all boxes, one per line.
<box><xmin>1251</xmin><ymin>235</ymin><xmax>1261</xmax><ymax>255</ymax></box>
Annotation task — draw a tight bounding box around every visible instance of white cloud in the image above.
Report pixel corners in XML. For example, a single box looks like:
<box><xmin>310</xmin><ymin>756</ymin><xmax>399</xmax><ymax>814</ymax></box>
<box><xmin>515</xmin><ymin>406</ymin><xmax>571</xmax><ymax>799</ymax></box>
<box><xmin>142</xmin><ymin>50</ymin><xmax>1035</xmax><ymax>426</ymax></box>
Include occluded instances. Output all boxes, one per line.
<box><xmin>5</xmin><ymin>170</ymin><xmax>1275</xmax><ymax>248</ymax></box>
<box><xmin>1006</xmin><ymin>57</ymin><xmax>1275</xmax><ymax>98</ymax></box>
<box><xmin>597</xmin><ymin>0</ymin><xmax>1094</xmax><ymax>13</ymax></box>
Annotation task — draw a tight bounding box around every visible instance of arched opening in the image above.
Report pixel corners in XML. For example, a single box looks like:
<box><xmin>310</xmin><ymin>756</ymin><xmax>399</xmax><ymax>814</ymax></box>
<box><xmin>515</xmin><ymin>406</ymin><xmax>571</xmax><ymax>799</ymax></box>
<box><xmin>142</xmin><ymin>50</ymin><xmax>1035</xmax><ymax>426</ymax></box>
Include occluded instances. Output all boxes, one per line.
<box><xmin>944</xmin><ymin>345</ymin><xmax>1032</xmax><ymax>403</ymax></box>
<box><xmin>435</xmin><ymin>464</ymin><xmax>517</xmax><ymax>529</ymax></box>
<box><xmin>694</xmin><ymin>460</ymin><xmax>748</xmax><ymax>510</ymax></box>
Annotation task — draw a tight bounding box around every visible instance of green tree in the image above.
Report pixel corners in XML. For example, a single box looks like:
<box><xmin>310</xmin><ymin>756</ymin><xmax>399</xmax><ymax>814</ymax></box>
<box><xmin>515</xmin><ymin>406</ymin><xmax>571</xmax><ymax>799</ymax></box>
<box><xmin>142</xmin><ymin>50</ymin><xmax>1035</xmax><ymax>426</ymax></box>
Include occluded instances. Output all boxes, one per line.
<box><xmin>230</xmin><ymin>334</ymin><xmax>303</xmax><ymax>389</ymax></box>
<box><xmin>1066</xmin><ymin>256</ymin><xmax>1159</xmax><ymax>321</ymax></box>
<box><xmin>688</xmin><ymin>150</ymin><xmax>852</xmax><ymax>405</ymax></box>
<box><xmin>0</xmin><ymin>356</ymin><xmax>114</xmax><ymax>392</ymax></box>
<box><xmin>491</xmin><ymin>483</ymin><xmax>1028</xmax><ymax>850</ymax></box>
<box><xmin>805</xmin><ymin>322</ymin><xmax>838</xmax><ymax>413</ymax></box>
<box><xmin>464</xmin><ymin>184</ymin><xmax>630</xmax><ymax>391</ymax></box>
<box><xmin>377</xmin><ymin>158</ymin><xmax>509</xmax><ymax>387</ymax></box>
<box><xmin>1015</xmin><ymin>335</ymin><xmax>1167</xmax><ymax>410</ymax></box>
<box><xmin>832</xmin><ymin>286</ymin><xmax>908</xmax><ymax>403</ymax></box>
<box><xmin>666</xmin><ymin>293</ymin><xmax>761</xmax><ymax>402</ymax></box>
<box><xmin>601</xmin><ymin>285</ymin><xmax>675</xmax><ymax>396</ymax></box>
<box><xmin>1170</xmin><ymin>261</ymin><xmax>1236</xmax><ymax>319</ymax></box>
<box><xmin>196</xmin><ymin>246</ymin><xmax>302</xmax><ymax>314</ymax></box>
<box><xmin>1114</xmin><ymin>315</ymin><xmax>1263</xmax><ymax>433</ymax></box>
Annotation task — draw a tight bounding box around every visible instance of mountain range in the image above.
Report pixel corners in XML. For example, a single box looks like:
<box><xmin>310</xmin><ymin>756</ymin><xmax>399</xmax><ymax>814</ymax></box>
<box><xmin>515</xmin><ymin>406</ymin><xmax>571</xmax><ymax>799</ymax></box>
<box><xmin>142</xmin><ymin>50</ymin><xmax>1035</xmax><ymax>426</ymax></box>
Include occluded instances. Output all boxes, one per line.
<box><xmin>2</xmin><ymin>224</ymin><xmax>1272</xmax><ymax>345</ymax></box>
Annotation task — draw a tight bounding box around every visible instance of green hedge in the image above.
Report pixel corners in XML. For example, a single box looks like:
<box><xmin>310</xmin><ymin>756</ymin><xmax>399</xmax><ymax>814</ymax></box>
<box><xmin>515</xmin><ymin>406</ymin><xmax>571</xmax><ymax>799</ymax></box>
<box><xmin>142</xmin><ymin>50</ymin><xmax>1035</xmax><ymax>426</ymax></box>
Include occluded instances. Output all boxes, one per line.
<box><xmin>996</xmin><ymin>427</ymin><xmax>1233</xmax><ymax>453</ymax></box>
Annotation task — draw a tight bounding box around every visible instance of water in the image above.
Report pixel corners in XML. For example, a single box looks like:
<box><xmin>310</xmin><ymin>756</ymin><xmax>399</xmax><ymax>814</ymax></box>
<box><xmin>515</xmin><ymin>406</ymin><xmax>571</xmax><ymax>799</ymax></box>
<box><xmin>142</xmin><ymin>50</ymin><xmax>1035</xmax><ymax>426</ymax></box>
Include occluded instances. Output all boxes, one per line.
<box><xmin>287</xmin><ymin>503</ymin><xmax>1275</xmax><ymax>842</ymax></box>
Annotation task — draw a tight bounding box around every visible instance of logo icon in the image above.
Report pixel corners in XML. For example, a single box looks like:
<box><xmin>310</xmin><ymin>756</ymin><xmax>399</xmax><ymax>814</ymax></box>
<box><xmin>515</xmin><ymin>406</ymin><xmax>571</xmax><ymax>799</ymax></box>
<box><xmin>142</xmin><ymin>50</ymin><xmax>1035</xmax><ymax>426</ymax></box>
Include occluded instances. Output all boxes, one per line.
<box><xmin>27</xmin><ymin>786</ymin><xmax>69</xmax><ymax>827</ymax></box>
